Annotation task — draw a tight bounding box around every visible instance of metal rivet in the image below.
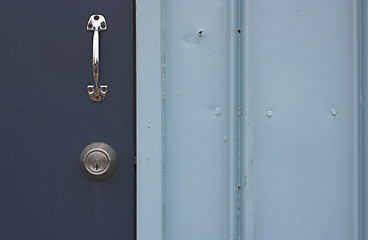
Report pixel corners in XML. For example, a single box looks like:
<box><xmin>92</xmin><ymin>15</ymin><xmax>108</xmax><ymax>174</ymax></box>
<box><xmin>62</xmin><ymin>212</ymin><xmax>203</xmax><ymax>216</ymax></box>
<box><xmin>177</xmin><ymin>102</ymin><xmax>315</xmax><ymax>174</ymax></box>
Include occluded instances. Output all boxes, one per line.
<box><xmin>94</xmin><ymin>95</ymin><xmax>100</xmax><ymax>101</ymax></box>
<box><xmin>214</xmin><ymin>107</ymin><xmax>222</xmax><ymax>116</ymax></box>
<box><xmin>267</xmin><ymin>110</ymin><xmax>273</xmax><ymax>117</ymax></box>
<box><xmin>101</xmin><ymin>87</ymin><xmax>107</xmax><ymax>93</ymax></box>
<box><xmin>198</xmin><ymin>29</ymin><xmax>204</xmax><ymax>37</ymax></box>
<box><xmin>238</xmin><ymin>108</ymin><xmax>243</xmax><ymax>116</ymax></box>
<box><xmin>331</xmin><ymin>108</ymin><xmax>338</xmax><ymax>116</ymax></box>
<box><xmin>88</xmin><ymin>87</ymin><xmax>93</xmax><ymax>93</ymax></box>
<box><xmin>94</xmin><ymin>15</ymin><xmax>99</xmax><ymax>20</ymax></box>
<box><xmin>88</xmin><ymin>23</ymin><xmax>93</xmax><ymax>29</ymax></box>
<box><xmin>101</xmin><ymin>22</ymin><xmax>106</xmax><ymax>28</ymax></box>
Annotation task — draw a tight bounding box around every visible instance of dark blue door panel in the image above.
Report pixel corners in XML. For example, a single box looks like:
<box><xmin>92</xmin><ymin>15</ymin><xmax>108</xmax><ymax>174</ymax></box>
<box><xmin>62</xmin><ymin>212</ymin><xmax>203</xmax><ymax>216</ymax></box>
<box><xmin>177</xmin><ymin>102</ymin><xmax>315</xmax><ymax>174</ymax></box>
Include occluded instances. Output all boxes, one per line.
<box><xmin>0</xmin><ymin>1</ymin><xmax>135</xmax><ymax>239</ymax></box>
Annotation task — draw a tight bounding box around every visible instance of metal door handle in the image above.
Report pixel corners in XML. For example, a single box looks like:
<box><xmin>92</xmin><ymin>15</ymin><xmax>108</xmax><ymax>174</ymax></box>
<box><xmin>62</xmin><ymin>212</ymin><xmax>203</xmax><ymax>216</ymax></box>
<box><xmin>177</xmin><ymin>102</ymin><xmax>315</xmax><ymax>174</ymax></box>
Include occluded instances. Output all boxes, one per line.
<box><xmin>87</xmin><ymin>14</ymin><xmax>107</xmax><ymax>102</ymax></box>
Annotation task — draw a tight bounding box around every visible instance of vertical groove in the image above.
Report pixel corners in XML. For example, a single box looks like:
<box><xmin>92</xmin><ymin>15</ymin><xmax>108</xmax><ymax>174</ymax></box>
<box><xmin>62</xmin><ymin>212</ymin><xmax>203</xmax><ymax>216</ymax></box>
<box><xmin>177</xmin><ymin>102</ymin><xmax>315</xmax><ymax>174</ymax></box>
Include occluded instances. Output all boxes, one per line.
<box><xmin>354</xmin><ymin>0</ymin><xmax>363</xmax><ymax>239</ymax></box>
<box><xmin>229</xmin><ymin>0</ymin><xmax>241</xmax><ymax>239</ymax></box>
<box><xmin>161</xmin><ymin>0</ymin><xmax>166</xmax><ymax>239</ymax></box>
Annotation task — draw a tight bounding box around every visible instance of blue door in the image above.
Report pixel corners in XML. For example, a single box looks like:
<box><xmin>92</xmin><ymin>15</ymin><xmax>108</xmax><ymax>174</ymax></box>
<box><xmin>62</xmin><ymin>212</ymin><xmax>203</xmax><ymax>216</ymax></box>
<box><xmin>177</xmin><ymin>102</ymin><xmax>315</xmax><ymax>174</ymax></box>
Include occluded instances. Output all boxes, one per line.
<box><xmin>0</xmin><ymin>1</ymin><xmax>135</xmax><ymax>239</ymax></box>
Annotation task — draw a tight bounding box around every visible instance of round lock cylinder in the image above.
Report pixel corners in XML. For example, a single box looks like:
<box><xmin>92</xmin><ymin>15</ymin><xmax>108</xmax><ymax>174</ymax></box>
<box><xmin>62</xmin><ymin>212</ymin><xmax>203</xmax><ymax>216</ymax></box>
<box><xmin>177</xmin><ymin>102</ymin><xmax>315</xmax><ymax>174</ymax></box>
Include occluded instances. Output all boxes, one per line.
<box><xmin>80</xmin><ymin>142</ymin><xmax>117</xmax><ymax>181</ymax></box>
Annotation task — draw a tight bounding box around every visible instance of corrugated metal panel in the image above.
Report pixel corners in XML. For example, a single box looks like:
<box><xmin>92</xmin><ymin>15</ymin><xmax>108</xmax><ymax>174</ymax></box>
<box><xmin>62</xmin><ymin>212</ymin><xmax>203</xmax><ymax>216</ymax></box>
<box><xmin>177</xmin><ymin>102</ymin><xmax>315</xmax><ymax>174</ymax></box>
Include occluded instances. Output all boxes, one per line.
<box><xmin>242</xmin><ymin>1</ymin><xmax>361</xmax><ymax>239</ymax></box>
<box><xmin>137</xmin><ymin>0</ymin><xmax>364</xmax><ymax>239</ymax></box>
<box><xmin>163</xmin><ymin>1</ymin><xmax>231</xmax><ymax>239</ymax></box>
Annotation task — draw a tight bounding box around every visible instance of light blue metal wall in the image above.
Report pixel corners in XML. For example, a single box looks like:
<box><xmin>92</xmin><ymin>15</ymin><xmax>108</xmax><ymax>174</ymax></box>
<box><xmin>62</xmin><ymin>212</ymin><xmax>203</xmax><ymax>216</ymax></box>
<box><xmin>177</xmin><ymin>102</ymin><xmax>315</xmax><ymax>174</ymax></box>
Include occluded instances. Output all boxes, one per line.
<box><xmin>241</xmin><ymin>0</ymin><xmax>361</xmax><ymax>239</ymax></box>
<box><xmin>362</xmin><ymin>1</ymin><xmax>368</xmax><ymax>239</ymax></box>
<box><xmin>163</xmin><ymin>0</ymin><xmax>231</xmax><ymax>239</ymax></box>
<box><xmin>137</xmin><ymin>0</ymin><xmax>364</xmax><ymax>239</ymax></box>
<box><xmin>136</xmin><ymin>1</ymin><xmax>163</xmax><ymax>240</ymax></box>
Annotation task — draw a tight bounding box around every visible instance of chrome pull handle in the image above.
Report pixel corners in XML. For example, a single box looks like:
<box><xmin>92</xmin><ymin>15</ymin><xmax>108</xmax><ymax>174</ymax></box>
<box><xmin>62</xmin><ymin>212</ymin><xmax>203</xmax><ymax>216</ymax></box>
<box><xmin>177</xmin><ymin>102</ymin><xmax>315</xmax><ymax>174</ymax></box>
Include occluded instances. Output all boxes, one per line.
<box><xmin>87</xmin><ymin>14</ymin><xmax>107</xmax><ymax>102</ymax></box>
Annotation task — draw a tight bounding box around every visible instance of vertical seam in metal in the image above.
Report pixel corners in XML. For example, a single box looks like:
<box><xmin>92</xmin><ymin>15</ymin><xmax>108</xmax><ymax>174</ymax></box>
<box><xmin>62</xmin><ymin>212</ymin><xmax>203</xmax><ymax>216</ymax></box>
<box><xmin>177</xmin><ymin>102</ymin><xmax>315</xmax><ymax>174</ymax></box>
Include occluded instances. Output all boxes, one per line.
<box><xmin>229</xmin><ymin>0</ymin><xmax>241</xmax><ymax>239</ymax></box>
<box><xmin>355</xmin><ymin>0</ymin><xmax>363</xmax><ymax>239</ymax></box>
<box><xmin>161</xmin><ymin>0</ymin><xmax>166</xmax><ymax>239</ymax></box>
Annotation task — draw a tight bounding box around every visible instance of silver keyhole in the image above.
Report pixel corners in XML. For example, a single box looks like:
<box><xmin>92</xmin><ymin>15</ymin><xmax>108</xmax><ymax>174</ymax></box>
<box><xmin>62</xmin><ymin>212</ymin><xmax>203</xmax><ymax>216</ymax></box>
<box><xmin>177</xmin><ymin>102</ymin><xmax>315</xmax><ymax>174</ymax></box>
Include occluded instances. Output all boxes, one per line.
<box><xmin>80</xmin><ymin>142</ymin><xmax>118</xmax><ymax>181</ymax></box>
<box><xmin>94</xmin><ymin>162</ymin><xmax>101</xmax><ymax>170</ymax></box>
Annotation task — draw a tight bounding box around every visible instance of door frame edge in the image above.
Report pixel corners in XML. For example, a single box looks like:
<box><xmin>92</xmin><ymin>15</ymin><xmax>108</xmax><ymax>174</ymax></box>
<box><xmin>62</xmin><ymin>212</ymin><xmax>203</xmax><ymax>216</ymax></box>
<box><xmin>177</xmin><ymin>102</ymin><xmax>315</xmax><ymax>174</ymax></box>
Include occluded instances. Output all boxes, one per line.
<box><xmin>136</xmin><ymin>0</ymin><xmax>164</xmax><ymax>240</ymax></box>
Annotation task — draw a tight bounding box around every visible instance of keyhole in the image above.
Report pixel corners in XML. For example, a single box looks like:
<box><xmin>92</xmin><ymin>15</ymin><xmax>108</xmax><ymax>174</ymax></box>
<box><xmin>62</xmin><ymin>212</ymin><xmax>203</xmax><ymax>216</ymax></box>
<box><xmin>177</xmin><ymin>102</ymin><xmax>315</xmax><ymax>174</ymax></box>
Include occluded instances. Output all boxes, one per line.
<box><xmin>94</xmin><ymin>162</ymin><xmax>101</xmax><ymax>170</ymax></box>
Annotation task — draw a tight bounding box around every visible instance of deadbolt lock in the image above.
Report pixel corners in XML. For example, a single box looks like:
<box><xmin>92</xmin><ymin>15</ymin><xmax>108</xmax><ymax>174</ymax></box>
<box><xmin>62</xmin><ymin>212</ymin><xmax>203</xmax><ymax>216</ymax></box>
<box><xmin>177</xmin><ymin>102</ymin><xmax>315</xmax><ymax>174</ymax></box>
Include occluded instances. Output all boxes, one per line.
<box><xmin>80</xmin><ymin>142</ymin><xmax>117</xmax><ymax>181</ymax></box>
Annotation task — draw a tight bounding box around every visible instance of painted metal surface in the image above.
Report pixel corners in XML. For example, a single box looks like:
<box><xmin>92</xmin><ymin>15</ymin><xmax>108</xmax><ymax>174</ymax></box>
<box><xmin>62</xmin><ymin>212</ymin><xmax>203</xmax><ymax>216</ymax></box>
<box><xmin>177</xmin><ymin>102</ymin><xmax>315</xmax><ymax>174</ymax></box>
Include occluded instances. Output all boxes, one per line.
<box><xmin>363</xmin><ymin>1</ymin><xmax>368</xmax><ymax>239</ymax></box>
<box><xmin>241</xmin><ymin>0</ymin><xmax>361</xmax><ymax>239</ymax></box>
<box><xmin>136</xmin><ymin>1</ymin><xmax>164</xmax><ymax>240</ymax></box>
<box><xmin>137</xmin><ymin>0</ymin><xmax>364</xmax><ymax>239</ymax></box>
<box><xmin>0</xmin><ymin>1</ymin><xmax>135</xmax><ymax>239</ymax></box>
<box><xmin>163</xmin><ymin>0</ymin><xmax>230</xmax><ymax>239</ymax></box>
<box><xmin>137</xmin><ymin>0</ymin><xmax>234</xmax><ymax>239</ymax></box>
